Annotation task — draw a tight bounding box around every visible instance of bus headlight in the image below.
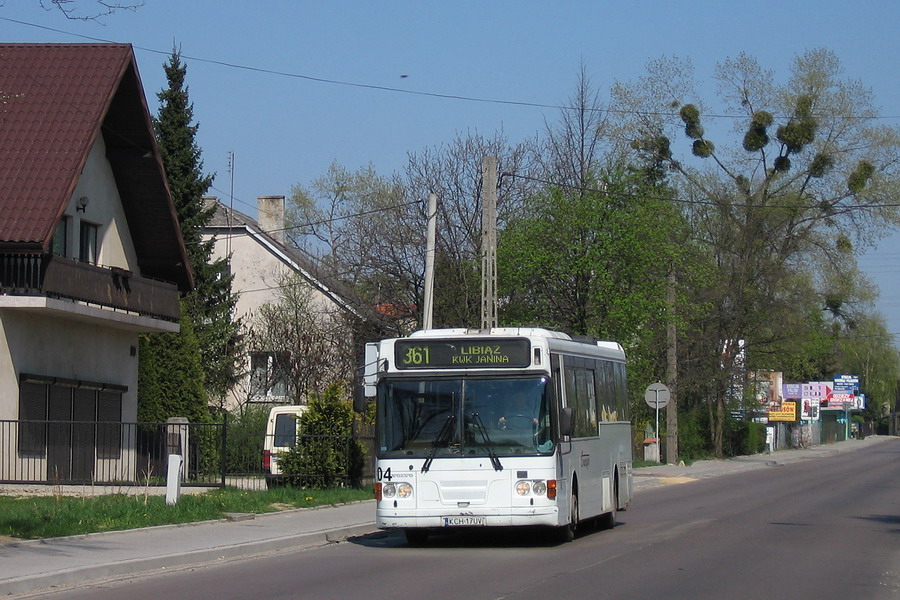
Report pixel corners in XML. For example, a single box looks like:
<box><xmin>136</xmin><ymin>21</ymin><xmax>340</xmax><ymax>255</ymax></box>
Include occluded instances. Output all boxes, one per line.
<box><xmin>515</xmin><ymin>480</ymin><xmax>548</xmax><ymax>496</ymax></box>
<box><xmin>382</xmin><ymin>482</ymin><xmax>412</xmax><ymax>499</ymax></box>
<box><xmin>397</xmin><ymin>483</ymin><xmax>413</xmax><ymax>498</ymax></box>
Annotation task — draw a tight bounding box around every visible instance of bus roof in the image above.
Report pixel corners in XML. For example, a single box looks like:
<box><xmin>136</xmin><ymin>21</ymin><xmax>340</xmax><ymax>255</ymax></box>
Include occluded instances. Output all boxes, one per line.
<box><xmin>407</xmin><ymin>327</ymin><xmax>572</xmax><ymax>340</ymax></box>
<box><xmin>400</xmin><ymin>328</ymin><xmax>625</xmax><ymax>359</ymax></box>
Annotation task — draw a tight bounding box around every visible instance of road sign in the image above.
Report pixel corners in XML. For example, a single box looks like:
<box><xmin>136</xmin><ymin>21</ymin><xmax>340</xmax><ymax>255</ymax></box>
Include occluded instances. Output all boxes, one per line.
<box><xmin>644</xmin><ymin>383</ymin><xmax>670</xmax><ymax>409</ymax></box>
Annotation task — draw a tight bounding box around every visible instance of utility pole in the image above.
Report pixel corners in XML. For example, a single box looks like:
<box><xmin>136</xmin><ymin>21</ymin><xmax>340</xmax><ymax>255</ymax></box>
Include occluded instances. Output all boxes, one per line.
<box><xmin>666</xmin><ymin>270</ymin><xmax>679</xmax><ymax>464</ymax></box>
<box><xmin>226</xmin><ymin>151</ymin><xmax>235</xmax><ymax>257</ymax></box>
<box><xmin>422</xmin><ymin>192</ymin><xmax>437</xmax><ymax>330</ymax></box>
<box><xmin>480</xmin><ymin>156</ymin><xmax>498</xmax><ymax>331</ymax></box>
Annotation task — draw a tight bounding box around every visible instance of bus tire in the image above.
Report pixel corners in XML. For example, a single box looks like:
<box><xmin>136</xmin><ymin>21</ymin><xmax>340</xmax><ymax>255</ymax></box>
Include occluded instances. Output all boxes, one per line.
<box><xmin>404</xmin><ymin>528</ymin><xmax>429</xmax><ymax>546</ymax></box>
<box><xmin>557</xmin><ymin>487</ymin><xmax>578</xmax><ymax>543</ymax></box>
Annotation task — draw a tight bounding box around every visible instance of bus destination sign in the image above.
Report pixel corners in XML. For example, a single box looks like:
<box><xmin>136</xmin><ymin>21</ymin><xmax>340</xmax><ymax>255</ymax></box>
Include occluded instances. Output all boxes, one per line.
<box><xmin>394</xmin><ymin>338</ymin><xmax>531</xmax><ymax>370</ymax></box>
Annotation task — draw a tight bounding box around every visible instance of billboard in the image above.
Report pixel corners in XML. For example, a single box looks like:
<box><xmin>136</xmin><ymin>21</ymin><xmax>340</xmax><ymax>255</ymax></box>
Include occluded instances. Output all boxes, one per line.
<box><xmin>769</xmin><ymin>401</ymin><xmax>798</xmax><ymax>422</ymax></box>
<box><xmin>833</xmin><ymin>374</ymin><xmax>859</xmax><ymax>394</ymax></box>
<box><xmin>802</xmin><ymin>382</ymin><xmax>831</xmax><ymax>399</ymax></box>
<box><xmin>782</xmin><ymin>383</ymin><xmax>803</xmax><ymax>399</ymax></box>
<box><xmin>800</xmin><ymin>398</ymin><xmax>820</xmax><ymax>421</ymax></box>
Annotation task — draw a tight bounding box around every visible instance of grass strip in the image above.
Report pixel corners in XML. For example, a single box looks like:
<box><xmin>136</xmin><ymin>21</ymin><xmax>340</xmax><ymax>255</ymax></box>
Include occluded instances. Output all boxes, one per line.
<box><xmin>0</xmin><ymin>486</ymin><xmax>372</xmax><ymax>540</ymax></box>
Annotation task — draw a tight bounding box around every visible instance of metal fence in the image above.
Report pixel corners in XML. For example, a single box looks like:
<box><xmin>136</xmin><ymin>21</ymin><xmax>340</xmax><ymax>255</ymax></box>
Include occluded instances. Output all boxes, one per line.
<box><xmin>0</xmin><ymin>420</ymin><xmax>224</xmax><ymax>486</ymax></box>
<box><xmin>0</xmin><ymin>419</ymin><xmax>375</xmax><ymax>489</ymax></box>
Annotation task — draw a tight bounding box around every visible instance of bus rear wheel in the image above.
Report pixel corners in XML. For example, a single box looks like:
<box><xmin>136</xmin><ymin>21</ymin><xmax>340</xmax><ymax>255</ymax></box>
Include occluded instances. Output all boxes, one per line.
<box><xmin>598</xmin><ymin>476</ymin><xmax>618</xmax><ymax>530</ymax></box>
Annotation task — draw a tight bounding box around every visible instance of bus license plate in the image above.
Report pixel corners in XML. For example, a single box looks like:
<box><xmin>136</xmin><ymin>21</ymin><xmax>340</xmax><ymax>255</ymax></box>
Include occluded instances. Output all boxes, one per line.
<box><xmin>443</xmin><ymin>516</ymin><xmax>485</xmax><ymax>527</ymax></box>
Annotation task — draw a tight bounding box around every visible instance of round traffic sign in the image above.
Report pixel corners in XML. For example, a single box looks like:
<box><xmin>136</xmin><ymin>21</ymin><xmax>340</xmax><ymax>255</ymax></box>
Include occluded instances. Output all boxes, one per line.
<box><xmin>644</xmin><ymin>383</ymin><xmax>670</xmax><ymax>409</ymax></box>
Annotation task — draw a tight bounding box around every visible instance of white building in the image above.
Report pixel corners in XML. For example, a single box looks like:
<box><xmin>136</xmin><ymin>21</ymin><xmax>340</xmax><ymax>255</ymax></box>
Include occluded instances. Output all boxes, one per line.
<box><xmin>202</xmin><ymin>195</ymin><xmax>398</xmax><ymax>409</ymax></box>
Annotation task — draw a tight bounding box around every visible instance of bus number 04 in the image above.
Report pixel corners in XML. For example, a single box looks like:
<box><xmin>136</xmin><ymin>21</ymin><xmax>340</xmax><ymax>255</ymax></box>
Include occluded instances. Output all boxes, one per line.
<box><xmin>377</xmin><ymin>467</ymin><xmax>392</xmax><ymax>481</ymax></box>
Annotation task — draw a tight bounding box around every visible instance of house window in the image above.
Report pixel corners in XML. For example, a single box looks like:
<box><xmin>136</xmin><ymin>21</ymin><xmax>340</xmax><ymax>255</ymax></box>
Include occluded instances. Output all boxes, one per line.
<box><xmin>17</xmin><ymin>382</ymin><xmax>47</xmax><ymax>455</ymax></box>
<box><xmin>79</xmin><ymin>221</ymin><xmax>99</xmax><ymax>264</ymax></box>
<box><xmin>250</xmin><ymin>352</ymin><xmax>289</xmax><ymax>398</ymax></box>
<box><xmin>17</xmin><ymin>376</ymin><xmax>124</xmax><ymax>466</ymax></box>
<box><xmin>52</xmin><ymin>217</ymin><xmax>69</xmax><ymax>257</ymax></box>
<box><xmin>97</xmin><ymin>391</ymin><xmax>123</xmax><ymax>460</ymax></box>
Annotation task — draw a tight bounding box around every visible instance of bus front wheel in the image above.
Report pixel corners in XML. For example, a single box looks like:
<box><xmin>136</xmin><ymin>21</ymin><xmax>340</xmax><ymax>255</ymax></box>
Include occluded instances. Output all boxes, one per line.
<box><xmin>556</xmin><ymin>489</ymin><xmax>578</xmax><ymax>543</ymax></box>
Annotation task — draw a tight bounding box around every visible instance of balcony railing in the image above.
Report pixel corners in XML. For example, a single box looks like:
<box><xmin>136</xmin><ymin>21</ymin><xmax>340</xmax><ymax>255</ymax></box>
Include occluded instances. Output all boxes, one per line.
<box><xmin>0</xmin><ymin>253</ymin><xmax>180</xmax><ymax>322</ymax></box>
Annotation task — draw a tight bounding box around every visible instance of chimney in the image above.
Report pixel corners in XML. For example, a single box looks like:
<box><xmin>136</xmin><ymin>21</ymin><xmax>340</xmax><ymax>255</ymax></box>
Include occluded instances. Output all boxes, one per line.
<box><xmin>258</xmin><ymin>195</ymin><xmax>285</xmax><ymax>245</ymax></box>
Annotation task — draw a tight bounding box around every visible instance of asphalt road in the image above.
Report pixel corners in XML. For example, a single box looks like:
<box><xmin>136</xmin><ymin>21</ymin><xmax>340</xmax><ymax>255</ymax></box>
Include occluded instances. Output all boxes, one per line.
<box><xmin>20</xmin><ymin>440</ymin><xmax>900</xmax><ymax>600</ymax></box>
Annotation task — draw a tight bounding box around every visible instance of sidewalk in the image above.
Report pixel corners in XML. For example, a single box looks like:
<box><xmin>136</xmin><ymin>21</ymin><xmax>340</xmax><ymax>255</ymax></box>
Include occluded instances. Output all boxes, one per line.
<box><xmin>633</xmin><ymin>434</ymin><xmax>893</xmax><ymax>490</ymax></box>
<box><xmin>1</xmin><ymin>436</ymin><xmax>893</xmax><ymax>597</ymax></box>
<box><xmin>0</xmin><ymin>500</ymin><xmax>377</xmax><ymax>597</ymax></box>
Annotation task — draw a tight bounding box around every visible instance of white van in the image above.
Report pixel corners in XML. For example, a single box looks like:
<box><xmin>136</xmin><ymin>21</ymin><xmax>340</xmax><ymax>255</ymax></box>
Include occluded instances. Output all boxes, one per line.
<box><xmin>262</xmin><ymin>405</ymin><xmax>307</xmax><ymax>488</ymax></box>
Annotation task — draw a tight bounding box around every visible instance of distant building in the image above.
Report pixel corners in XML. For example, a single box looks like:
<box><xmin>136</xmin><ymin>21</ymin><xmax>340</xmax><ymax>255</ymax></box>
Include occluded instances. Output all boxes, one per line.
<box><xmin>202</xmin><ymin>195</ymin><xmax>398</xmax><ymax>409</ymax></box>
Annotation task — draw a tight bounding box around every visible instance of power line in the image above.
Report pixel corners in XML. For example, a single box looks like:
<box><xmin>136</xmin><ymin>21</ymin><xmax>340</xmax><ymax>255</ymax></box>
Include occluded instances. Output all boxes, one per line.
<box><xmin>4</xmin><ymin>16</ymin><xmax>900</xmax><ymax>121</ymax></box>
<box><xmin>207</xmin><ymin>184</ymin><xmax>422</xmax><ymax>235</ymax></box>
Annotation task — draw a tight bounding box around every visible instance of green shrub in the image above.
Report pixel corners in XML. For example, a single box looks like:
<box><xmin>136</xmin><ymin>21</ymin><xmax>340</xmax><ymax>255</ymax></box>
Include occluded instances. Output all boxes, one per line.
<box><xmin>279</xmin><ymin>383</ymin><xmax>366</xmax><ymax>489</ymax></box>
<box><xmin>677</xmin><ymin>408</ymin><xmax>712</xmax><ymax>460</ymax></box>
<box><xmin>723</xmin><ymin>418</ymin><xmax>767</xmax><ymax>457</ymax></box>
<box><xmin>225</xmin><ymin>404</ymin><xmax>271</xmax><ymax>474</ymax></box>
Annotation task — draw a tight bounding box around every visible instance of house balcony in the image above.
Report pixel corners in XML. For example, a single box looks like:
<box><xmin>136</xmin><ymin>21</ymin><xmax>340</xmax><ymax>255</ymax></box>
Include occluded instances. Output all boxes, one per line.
<box><xmin>0</xmin><ymin>253</ymin><xmax>180</xmax><ymax>325</ymax></box>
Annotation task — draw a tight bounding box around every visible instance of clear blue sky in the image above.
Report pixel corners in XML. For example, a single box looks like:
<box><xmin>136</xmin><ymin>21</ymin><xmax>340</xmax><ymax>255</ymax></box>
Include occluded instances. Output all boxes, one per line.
<box><xmin>3</xmin><ymin>1</ymin><xmax>899</xmax><ymax>342</ymax></box>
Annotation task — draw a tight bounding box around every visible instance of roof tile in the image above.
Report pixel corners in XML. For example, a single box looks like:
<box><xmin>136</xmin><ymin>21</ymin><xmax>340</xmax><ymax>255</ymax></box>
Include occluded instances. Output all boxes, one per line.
<box><xmin>0</xmin><ymin>44</ymin><xmax>131</xmax><ymax>246</ymax></box>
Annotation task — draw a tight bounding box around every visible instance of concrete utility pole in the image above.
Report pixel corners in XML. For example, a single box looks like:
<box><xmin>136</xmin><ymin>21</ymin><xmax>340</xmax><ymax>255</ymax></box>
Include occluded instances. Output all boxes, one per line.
<box><xmin>480</xmin><ymin>156</ymin><xmax>498</xmax><ymax>331</ymax></box>
<box><xmin>422</xmin><ymin>192</ymin><xmax>437</xmax><ymax>330</ymax></box>
<box><xmin>666</xmin><ymin>270</ymin><xmax>679</xmax><ymax>464</ymax></box>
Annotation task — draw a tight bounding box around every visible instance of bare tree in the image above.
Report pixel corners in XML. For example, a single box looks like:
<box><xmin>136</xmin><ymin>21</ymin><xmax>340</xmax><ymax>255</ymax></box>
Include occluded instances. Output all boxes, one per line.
<box><xmin>237</xmin><ymin>273</ymin><xmax>359</xmax><ymax>410</ymax></box>
<box><xmin>286</xmin><ymin>132</ymin><xmax>540</xmax><ymax>331</ymax></box>
<box><xmin>537</xmin><ymin>62</ymin><xmax>612</xmax><ymax>191</ymax></box>
<box><xmin>35</xmin><ymin>0</ymin><xmax>143</xmax><ymax>20</ymax></box>
<box><xmin>405</xmin><ymin>130</ymin><xmax>539</xmax><ymax>327</ymax></box>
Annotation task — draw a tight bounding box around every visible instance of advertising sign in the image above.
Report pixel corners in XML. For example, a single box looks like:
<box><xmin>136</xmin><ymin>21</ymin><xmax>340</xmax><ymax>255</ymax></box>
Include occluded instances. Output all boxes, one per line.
<box><xmin>801</xmin><ymin>399</ymin><xmax>820</xmax><ymax>421</ymax></box>
<box><xmin>768</xmin><ymin>372</ymin><xmax>783</xmax><ymax>402</ymax></box>
<box><xmin>769</xmin><ymin>401</ymin><xmax>798</xmax><ymax>422</ymax></box>
<box><xmin>782</xmin><ymin>383</ymin><xmax>803</xmax><ymax>399</ymax></box>
<box><xmin>823</xmin><ymin>392</ymin><xmax>854</xmax><ymax>409</ymax></box>
<box><xmin>833</xmin><ymin>374</ymin><xmax>859</xmax><ymax>393</ymax></box>
<box><xmin>802</xmin><ymin>382</ymin><xmax>831</xmax><ymax>399</ymax></box>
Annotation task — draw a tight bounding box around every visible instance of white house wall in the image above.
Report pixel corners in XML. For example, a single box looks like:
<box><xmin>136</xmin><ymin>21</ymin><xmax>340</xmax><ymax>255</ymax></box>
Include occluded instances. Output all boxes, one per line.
<box><xmin>207</xmin><ymin>223</ymin><xmax>349</xmax><ymax>410</ymax></box>
<box><xmin>0</xmin><ymin>311</ymin><xmax>139</xmax><ymax>421</ymax></box>
<box><xmin>65</xmin><ymin>136</ymin><xmax>140</xmax><ymax>271</ymax></box>
<box><xmin>211</xmin><ymin>232</ymin><xmax>334</xmax><ymax>322</ymax></box>
<box><xmin>0</xmin><ymin>135</ymin><xmax>155</xmax><ymax>422</ymax></box>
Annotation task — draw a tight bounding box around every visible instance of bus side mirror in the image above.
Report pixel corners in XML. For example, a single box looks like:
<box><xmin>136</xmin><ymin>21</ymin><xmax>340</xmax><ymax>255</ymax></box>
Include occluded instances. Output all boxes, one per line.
<box><xmin>559</xmin><ymin>407</ymin><xmax>575</xmax><ymax>437</ymax></box>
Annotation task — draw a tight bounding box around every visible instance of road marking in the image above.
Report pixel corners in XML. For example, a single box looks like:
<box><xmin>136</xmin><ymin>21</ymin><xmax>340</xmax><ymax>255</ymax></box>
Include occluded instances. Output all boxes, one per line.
<box><xmin>657</xmin><ymin>476</ymin><xmax>697</xmax><ymax>485</ymax></box>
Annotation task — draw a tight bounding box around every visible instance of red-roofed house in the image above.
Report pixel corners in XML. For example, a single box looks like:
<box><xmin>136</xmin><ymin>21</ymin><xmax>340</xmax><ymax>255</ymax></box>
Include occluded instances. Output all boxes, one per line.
<box><xmin>0</xmin><ymin>44</ymin><xmax>192</xmax><ymax>482</ymax></box>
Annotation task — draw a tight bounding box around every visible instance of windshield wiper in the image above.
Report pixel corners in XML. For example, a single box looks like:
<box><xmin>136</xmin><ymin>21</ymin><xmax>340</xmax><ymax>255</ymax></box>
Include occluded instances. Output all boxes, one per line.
<box><xmin>422</xmin><ymin>414</ymin><xmax>455</xmax><ymax>473</ymax></box>
<box><xmin>470</xmin><ymin>412</ymin><xmax>503</xmax><ymax>471</ymax></box>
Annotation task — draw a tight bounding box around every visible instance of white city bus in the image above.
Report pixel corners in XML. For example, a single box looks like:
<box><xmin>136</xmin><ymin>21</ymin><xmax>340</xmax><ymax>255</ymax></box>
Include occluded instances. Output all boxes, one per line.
<box><xmin>363</xmin><ymin>327</ymin><xmax>632</xmax><ymax>544</ymax></box>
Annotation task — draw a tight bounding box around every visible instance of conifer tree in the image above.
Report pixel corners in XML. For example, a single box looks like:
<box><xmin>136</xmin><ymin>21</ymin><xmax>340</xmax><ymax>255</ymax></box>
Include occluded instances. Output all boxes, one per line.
<box><xmin>142</xmin><ymin>47</ymin><xmax>241</xmax><ymax>415</ymax></box>
<box><xmin>137</xmin><ymin>311</ymin><xmax>210</xmax><ymax>423</ymax></box>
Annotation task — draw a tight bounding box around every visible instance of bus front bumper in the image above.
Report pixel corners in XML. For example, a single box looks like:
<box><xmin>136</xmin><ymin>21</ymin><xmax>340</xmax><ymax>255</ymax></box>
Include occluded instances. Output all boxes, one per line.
<box><xmin>377</xmin><ymin>506</ymin><xmax>560</xmax><ymax>529</ymax></box>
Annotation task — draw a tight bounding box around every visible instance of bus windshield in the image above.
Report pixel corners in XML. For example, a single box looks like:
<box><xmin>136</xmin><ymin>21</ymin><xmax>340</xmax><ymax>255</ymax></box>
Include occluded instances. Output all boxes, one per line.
<box><xmin>376</xmin><ymin>376</ymin><xmax>554</xmax><ymax>458</ymax></box>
